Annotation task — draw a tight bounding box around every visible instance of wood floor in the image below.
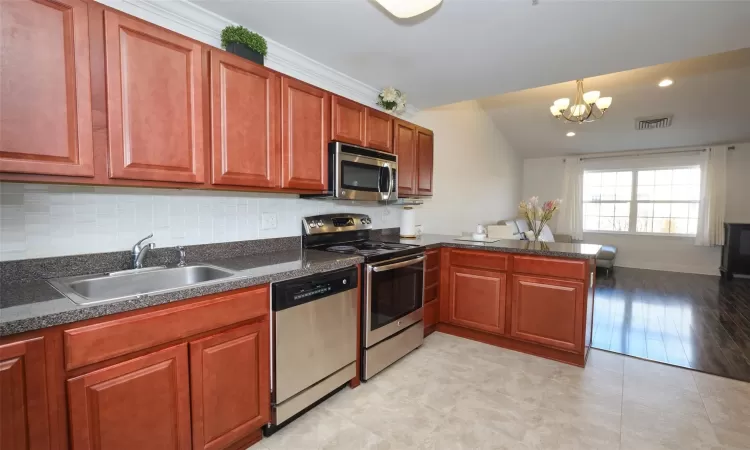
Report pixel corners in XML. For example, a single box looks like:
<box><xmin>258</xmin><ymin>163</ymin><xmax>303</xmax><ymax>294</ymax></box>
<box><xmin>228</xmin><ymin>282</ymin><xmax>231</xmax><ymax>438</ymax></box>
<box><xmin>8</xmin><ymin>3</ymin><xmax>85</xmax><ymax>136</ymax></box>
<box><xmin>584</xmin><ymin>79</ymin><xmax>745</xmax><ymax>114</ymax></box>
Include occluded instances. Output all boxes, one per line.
<box><xmin>592</xmin><ymin>267</ymin><xmax>750</xmax><ymax>382</ymax></box>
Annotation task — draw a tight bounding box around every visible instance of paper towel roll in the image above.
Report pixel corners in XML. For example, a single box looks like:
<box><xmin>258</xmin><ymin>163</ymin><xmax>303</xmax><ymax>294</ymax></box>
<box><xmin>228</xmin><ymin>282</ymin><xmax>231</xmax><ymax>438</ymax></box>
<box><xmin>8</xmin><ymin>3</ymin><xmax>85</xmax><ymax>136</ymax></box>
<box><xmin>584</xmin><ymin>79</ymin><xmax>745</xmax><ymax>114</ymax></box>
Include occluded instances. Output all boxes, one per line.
<box><xmin>400</xmin><ymin>206</ymin><xmax>416</xmax><ymax>238</ymax></box>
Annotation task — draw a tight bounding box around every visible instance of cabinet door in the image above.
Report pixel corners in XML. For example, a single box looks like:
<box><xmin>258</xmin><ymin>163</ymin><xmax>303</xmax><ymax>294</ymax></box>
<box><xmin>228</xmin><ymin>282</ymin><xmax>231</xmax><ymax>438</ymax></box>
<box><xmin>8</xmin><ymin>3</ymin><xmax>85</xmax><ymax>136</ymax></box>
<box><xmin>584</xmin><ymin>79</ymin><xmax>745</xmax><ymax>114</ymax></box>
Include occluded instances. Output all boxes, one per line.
<box><xmin>281</xmin><ymin>77</ymin><xmax>330</xmax><ymax>190</ymax></box>
<box><xmin>511</xmin><ymin>275</ymin><xmax>584</xmax><ymax>352</ymax></box>
<box><xmin>365</xmin><ymin>109</ymin><xmax>393</xmax><ymax>153</ymax></box>
<box><xmin>104</xmin><ymin>11</ymin><xmax>205</xmax><ymax>183</ymax></box>
<box><xmin>0</xmin><ymin>0</ymin><xmax>94</xmax><ymax>177</ymax></box>
<box><xmin>0</xmin><ymin>337</ymin><xmax>51</xmax><ymax>450</ymax></box>
<box><xmin>416</xmin><ymin>128</ymin><xmax>434</xmax><ymax>196</ymax></box>
<box><xmin>449</xmin><ymin>266</ymin><xmax>506</xmax><ymax>335</ymax></box>
<box><xmin>331</xmin><ymin>96</ymin><xmax>365</xmax><ymax>146</ymax></box>
<box><xmin>393</xmin><ymin>120</ymin><xmax>417</xmax><ymax>196</ymax></box>
<box><xmin>189</xmin><ymin>322</ymin><xmax>269</xmax><ymax>450</ymax></box>
<box><xmin>210</xmin><ymin>50</ymin><xmax>279</xmax><ymax>188</ymax></box>
<box><xmin>67</xmin><ymin>344</ymin><xmax>191</xmax><ymax>450</ymax></box>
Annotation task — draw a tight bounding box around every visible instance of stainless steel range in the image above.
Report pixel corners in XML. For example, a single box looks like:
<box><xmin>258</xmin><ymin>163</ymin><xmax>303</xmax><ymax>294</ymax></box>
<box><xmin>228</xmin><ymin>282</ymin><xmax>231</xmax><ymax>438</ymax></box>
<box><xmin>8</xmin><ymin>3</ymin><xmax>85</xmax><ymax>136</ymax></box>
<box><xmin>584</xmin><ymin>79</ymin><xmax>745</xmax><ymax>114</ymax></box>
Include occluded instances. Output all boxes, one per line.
<box><xmin>303</xmin><ymin>214</ymin><xmax>425</xmax><ymax>380</ymax></box>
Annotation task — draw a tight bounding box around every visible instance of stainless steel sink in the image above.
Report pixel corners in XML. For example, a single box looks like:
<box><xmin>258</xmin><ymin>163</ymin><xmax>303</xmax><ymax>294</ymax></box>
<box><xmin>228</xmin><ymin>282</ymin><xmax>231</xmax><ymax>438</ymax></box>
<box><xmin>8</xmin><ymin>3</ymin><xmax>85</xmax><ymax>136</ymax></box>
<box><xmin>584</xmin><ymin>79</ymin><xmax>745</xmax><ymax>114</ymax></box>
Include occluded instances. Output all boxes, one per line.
<box><xmin>48</xmin><ymin>265</ymin><xmax>238</xmax><ymax>305</ymax></box>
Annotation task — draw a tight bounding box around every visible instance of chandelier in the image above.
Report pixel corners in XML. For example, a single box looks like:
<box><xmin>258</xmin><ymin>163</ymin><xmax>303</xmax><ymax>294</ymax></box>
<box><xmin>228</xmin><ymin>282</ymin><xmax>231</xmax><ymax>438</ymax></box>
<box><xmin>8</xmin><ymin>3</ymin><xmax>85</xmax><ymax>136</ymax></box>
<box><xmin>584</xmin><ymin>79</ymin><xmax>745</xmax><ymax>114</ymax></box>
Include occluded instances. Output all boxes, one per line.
<box><xmin>549</xmin><ymin>79</ymin><xmax>612</xmax><ymax>123</ymax></box>
<box><xmin>374</xmin><ymin>0</ymin><xmax>442</xmax><ymax>18</ymax></box>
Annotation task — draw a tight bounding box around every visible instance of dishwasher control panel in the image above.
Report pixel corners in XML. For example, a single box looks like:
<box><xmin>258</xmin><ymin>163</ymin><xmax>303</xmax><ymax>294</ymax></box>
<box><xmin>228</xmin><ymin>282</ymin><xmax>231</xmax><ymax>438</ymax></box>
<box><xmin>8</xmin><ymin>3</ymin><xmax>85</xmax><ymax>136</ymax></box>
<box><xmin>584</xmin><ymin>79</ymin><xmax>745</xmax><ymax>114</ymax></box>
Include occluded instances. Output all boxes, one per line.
<box><xmin>272</xmin><ymin>267</ymin><xmax>358</xmax><ymax>312</ymax></box>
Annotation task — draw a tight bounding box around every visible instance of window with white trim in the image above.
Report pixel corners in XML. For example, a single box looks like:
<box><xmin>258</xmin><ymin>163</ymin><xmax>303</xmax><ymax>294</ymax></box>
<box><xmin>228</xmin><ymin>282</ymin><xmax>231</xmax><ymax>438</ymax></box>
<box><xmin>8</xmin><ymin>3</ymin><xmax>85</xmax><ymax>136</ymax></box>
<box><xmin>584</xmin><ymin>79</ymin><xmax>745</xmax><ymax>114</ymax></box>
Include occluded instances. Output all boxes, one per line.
<box><xmin>583</xmin><ymin>166</ymin><xmax>701</xmax><ymax>236</ymax></box>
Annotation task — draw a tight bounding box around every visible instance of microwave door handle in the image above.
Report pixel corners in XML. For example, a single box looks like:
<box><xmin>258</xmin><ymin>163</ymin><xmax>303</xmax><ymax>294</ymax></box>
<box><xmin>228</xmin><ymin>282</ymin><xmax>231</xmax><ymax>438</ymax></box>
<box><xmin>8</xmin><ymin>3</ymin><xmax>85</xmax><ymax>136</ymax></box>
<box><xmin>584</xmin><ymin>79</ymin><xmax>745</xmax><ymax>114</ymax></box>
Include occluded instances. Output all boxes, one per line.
<box><xmin>372</xmin><ymin>255</ymin><xmax>425</xmax><ymax>272</ymax></box>
<box><xmin>377</xmin><ymin>165</ymin><xmax>383</xmax><ymax>197</ymax></box>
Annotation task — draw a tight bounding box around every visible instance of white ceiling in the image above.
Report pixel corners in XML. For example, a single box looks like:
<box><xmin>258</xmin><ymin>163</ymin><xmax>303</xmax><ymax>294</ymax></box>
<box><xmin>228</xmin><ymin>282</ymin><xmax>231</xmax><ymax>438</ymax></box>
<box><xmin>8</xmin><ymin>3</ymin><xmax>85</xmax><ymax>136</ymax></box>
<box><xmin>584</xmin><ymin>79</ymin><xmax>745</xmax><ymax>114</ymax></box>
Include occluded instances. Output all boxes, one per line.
<box><xmin>191</xmin><ymin>0</ymin><xmax>750</xmax><ymax>109</ymax></box>
<box><xmin>480</xmin><ymin>48</ymin><xmax>750</xmax><ymax>158</ymax></box>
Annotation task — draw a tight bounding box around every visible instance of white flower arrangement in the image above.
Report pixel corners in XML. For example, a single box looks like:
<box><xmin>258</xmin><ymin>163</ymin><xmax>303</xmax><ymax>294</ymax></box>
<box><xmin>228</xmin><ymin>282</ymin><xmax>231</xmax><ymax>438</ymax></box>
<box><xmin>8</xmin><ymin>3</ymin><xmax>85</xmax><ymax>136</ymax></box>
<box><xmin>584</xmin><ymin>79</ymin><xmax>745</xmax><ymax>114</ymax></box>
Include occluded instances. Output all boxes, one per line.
<box><xmin>377</xmin><ymin>87</ymin><xmax>407</xmax><ymax>114</ymax></box>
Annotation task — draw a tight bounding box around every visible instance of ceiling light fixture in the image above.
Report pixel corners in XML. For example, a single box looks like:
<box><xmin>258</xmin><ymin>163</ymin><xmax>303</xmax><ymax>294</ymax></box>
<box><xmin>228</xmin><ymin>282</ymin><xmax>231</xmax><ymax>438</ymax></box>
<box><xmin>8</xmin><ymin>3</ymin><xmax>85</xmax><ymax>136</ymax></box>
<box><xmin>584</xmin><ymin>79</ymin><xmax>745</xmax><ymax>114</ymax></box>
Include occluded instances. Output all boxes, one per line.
<box><xmin>374</xmin><ymin>0</ymin><xmax>442</xmax><ymax>19</ymax></box>
<box><xmin>549</xmin><ymin>79</ymin><xmax>612</xmax><ymax>124</ymax></box>
<box><xmin>658</xmin><ymin>78</ymin><xmax>674</xmax><ymax>87</ymax></box>
<box><xmin>566</xmin><ymin>132</ymin><xmax>576</xmax><ymax>137</ymax></box>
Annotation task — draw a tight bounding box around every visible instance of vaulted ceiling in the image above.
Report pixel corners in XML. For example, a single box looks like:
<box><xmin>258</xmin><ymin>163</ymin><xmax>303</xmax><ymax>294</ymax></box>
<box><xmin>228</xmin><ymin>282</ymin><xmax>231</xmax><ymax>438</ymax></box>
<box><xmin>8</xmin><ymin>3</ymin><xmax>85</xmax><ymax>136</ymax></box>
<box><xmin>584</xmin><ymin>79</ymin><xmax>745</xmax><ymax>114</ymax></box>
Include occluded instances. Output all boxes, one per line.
<box><xmin>480</xmin><ymin>48</ymin><xmax>750</xmax><ymax>158</ymax></box>
<box><xmin>191</xmin><ymin>0</ymin><xmax>750</xmax><ymax>109</ymax></box>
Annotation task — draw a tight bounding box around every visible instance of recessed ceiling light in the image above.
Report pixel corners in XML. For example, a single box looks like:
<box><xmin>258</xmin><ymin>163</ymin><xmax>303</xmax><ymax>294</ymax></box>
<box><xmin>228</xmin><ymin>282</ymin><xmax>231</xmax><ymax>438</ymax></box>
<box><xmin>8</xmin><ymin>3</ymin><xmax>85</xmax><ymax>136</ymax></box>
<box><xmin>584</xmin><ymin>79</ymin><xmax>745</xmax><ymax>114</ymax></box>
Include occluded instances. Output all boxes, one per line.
<box><xmin>566</xmin><ymin>132</ymin><xmax>576</xmax><ymax>137</ymax></box>
<box><xmin>658</xmin><ymin>78</ymin><xmax>674</xmax><ymax>87</ymax></box>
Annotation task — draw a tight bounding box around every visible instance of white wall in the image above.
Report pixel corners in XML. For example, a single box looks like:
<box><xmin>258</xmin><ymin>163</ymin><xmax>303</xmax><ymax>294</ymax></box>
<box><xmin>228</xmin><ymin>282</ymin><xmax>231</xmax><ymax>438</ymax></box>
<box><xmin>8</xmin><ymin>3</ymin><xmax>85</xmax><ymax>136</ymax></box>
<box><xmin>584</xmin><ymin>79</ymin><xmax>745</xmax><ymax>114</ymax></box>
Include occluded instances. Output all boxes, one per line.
<box><xmin>521</xmin><ymin>143</ymin><xmax>750</xmax><ymax>275</ymax></box>
<box><xmin>0</xmin><ymin>184</ymin><xmax>400</xmax><ymax>261</ymax></box>
<box><xmin>410</xmin><ymin>100</ymin><xmax>522</xmax><ymax>236</ymax></box>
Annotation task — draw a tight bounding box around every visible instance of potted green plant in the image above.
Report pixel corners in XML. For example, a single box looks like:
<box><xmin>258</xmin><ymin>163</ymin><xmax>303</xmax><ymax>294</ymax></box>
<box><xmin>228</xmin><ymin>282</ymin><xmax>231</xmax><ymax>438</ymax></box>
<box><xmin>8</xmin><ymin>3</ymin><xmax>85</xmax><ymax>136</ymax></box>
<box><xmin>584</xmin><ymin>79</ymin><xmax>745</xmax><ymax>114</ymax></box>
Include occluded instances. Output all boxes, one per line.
<box><xmin>221</xmin><ymin>25</ymin><xmax>267</xmax><ymax>65</ymax></box>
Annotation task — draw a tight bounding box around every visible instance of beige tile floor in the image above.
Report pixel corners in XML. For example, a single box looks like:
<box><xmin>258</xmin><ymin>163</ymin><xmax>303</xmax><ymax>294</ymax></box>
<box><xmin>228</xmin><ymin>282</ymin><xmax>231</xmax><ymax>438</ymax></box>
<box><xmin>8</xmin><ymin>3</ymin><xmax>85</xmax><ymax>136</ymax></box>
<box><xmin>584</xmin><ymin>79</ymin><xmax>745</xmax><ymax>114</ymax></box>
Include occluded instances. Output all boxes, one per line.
<box><xmin>251</xmin><ymin>332</ymin><xmax>750</xmax><ymax>450</ymax></box>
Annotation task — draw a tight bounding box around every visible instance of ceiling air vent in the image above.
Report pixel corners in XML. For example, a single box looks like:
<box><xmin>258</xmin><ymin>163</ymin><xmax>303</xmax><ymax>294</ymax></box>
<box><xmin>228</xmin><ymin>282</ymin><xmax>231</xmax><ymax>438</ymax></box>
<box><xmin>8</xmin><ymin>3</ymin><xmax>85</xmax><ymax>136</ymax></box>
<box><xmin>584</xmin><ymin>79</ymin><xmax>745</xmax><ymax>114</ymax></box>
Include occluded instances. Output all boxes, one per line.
<box><xmin>635</xmin><ymin>115</ymin><xmax>673</xmax><ymax>130</ymax></box>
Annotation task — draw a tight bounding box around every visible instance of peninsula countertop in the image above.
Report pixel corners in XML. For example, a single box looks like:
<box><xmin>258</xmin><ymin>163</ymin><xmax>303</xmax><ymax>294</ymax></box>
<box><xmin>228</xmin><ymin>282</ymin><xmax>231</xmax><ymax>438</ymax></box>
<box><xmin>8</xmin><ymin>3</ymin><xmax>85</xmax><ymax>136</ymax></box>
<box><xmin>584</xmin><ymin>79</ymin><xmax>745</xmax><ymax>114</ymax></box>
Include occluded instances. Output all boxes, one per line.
<box><xmin>383</xmin><ymin>234</ymin><xmax>601</xmax><ymax>260</ymax></box>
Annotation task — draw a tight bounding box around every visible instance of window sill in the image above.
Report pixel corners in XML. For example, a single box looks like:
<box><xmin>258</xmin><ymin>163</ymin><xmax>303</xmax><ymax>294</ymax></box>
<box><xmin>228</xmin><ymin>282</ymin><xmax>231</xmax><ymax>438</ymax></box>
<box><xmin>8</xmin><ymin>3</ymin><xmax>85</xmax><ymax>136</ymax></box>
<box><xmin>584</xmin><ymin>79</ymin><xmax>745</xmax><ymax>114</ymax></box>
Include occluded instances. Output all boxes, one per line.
<box><xmin>583</xmin><ymin>230</ymin><xmax>697</xmax><ymax>239</ymax></box>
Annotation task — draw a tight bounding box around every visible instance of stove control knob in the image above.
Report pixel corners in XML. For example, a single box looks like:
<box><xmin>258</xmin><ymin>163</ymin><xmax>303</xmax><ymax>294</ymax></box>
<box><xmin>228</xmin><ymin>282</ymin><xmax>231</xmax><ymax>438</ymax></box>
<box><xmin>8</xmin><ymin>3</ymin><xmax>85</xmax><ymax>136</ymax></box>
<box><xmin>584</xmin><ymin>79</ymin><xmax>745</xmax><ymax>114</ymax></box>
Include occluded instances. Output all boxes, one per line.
<box><xmin>360</xmin><ymin>218</ymin><xmax>367</xmax><ymax>224</ymax></box>
<box><xmin>309</xmin><ymin>222</ymin><xmax>318</xmax><ymax>229</ymax></box>
<box><xmin>316</xmin><ymin>220</ymin><xmax>325</xmax><ymax>228</ymax></box>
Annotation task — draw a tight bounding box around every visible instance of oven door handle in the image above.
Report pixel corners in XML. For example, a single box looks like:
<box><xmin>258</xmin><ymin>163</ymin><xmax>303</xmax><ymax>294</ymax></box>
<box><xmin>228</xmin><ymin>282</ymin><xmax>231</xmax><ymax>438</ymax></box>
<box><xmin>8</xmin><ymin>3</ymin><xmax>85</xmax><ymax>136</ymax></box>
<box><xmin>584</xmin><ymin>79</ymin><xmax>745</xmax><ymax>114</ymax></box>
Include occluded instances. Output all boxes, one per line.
<box><xmin>371</xmin><ymin>255</ymin><xmax>425</xmax><ymax>272</ymax></box>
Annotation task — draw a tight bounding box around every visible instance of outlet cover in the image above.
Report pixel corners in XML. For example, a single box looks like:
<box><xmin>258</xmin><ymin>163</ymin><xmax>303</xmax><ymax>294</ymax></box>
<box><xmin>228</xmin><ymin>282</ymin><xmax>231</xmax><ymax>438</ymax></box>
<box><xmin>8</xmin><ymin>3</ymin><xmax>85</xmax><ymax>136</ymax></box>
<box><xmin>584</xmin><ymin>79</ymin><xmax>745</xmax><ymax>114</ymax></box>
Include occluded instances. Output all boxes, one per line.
<box><xmin>261</xmin><ymin>213</ymin><xmax>277</xmax><ymax>230</ymax></box>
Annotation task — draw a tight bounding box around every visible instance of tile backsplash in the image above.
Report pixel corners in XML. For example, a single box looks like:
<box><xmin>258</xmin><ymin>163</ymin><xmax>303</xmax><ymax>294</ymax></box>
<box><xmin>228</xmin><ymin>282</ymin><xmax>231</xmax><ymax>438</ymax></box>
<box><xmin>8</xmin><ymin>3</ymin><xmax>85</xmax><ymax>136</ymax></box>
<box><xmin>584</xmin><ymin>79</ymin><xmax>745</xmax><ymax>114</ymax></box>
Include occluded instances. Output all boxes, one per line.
<box><xmin>0</xmin><ymin>183</ymin><xmax>401</xmax><ymax>261</ymax></box>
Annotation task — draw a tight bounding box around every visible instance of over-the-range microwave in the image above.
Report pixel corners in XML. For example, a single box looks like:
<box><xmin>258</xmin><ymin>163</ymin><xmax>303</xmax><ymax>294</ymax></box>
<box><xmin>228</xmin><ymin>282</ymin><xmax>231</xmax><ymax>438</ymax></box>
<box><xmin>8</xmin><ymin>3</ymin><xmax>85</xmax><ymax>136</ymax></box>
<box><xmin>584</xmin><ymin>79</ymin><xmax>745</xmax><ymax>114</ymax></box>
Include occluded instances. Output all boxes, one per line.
<box><xmin>304</xmin><ymin>141</ymin><xmax>398</xmax><ymax>202</ymax></box>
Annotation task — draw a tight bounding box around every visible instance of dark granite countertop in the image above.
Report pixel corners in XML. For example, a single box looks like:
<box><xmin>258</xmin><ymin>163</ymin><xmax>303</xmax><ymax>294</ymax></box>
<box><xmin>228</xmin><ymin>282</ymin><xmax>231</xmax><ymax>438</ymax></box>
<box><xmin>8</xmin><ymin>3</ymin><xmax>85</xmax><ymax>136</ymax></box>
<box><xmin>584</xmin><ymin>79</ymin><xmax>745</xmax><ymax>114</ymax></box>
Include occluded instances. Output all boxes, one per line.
<box><xmin>385</xmin><ymin>234</ymin><xmax>601</xmax><ymax>259</ymax></box>
<box><xmin>0</xmin><ymin>249</ymin><xmax>362</xmax><ymax>337</ymax></box>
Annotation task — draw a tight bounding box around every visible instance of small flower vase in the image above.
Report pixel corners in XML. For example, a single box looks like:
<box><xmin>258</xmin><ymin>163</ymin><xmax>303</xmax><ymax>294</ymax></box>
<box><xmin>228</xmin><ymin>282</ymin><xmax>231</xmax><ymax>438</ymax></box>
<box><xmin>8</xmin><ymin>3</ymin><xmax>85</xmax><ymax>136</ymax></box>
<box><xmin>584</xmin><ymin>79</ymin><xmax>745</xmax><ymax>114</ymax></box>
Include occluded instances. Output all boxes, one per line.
<box><xmin>524</xmin><ymin>230</ymin><xmax>542</xmax><ymax>242</ymax></box>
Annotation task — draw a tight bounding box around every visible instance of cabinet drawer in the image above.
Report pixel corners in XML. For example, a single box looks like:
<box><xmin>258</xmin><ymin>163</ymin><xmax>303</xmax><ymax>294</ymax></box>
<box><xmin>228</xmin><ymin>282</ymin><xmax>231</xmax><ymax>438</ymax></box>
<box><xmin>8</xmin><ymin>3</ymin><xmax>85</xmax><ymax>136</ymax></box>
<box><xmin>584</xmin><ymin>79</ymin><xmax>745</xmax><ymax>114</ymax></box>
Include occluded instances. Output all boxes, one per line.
<box><xmin>425</xmin><ymin>249</ymin><xmax>440</xmax><ymax>270</ymax></box>
<box><xmin>64</xmin><ymin>285</ymin><xmax>269</xmax><ymax>370</ymax></box>
<box><xmin>424</xmin><ymin>283</ymin><xmax>439</xmax><ymax>304</ymax></box>
<box><xmin>513</xmin><ymin>255</ymin><xmax>586</xmax><ymax>280</ymax></box>
<box><xmin>424</xmin><ymin>300</ymin><xmax>439</xmax><ymax>329</ymax></box>
<box><xmin>450</xmin><ymin>249</ymin><xmax>508</xmax><ymax>271</ymax></box>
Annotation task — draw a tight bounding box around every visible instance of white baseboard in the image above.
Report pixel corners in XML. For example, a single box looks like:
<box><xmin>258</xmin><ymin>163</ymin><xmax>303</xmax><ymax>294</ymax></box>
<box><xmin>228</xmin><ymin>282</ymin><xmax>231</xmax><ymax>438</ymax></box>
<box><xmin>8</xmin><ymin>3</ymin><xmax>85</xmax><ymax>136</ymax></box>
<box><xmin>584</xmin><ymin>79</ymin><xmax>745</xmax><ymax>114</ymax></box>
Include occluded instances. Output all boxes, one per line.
<box><xmin>94</xmin><ymin>0</ymin><xmax>420</xmax><ymax>119</ymax></box>
<box><xmin>614</xmin><ymin>261</ymin><xmax>720</xmax><ymax>276</ymax></box>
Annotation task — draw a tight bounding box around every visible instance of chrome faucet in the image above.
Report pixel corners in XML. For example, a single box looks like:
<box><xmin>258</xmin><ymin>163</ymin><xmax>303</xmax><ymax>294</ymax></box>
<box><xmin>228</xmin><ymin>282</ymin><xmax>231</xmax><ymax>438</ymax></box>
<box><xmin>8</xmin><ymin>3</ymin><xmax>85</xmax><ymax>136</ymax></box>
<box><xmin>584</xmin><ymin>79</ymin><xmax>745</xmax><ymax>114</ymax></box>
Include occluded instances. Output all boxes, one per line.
<box><xmin>132</xmin><ymin>233</ymin><xmax>155</xmax><ymax>269</ymax></box>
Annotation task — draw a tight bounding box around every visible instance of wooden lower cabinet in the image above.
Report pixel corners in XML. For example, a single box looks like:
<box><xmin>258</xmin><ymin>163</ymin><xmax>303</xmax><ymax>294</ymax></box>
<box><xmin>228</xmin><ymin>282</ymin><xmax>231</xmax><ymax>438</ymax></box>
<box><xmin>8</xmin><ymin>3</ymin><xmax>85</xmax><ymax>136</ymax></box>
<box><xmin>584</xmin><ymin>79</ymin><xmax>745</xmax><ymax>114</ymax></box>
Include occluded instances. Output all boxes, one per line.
<box><xmin>448</xmin><ymin>266</ymin><xmax>506</xmax><ymax>335</ymax></box>
<box><xmin>510</xmin><ymin>275</ymin><xmax>584</xmax><ymax>352</ymax></box>
<box><xmin>67</xmin><ymin>344</ymin><xmax>192</xmax><ymax>450</ymax></box>
<box><xmin>0</xmin><ymin>337</ymin><xmax>52</xmax><ymax>450</ymax></box>
<box><xmin>189</xmin><ymin>323</ymin><xmax>269</xmax><ymax>450</ymax></box>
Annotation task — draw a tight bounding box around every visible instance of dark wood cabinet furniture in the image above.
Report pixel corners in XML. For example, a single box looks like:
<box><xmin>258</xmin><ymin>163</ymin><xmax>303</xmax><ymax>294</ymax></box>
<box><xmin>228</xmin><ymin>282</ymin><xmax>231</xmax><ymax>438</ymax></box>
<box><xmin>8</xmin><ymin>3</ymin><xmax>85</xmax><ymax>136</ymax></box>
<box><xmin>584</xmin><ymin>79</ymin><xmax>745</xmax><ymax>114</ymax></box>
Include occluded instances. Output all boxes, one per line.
<box><xmin>720</xmin><ymin>223</ymin><xmax>750</xmax><ymax>281</ymax></box>
<box><xmin>210</xmin><ymin>50</ymin><xmax>279</xmax><ymax>188</ymax></box>
<box><xmin>0</xmin><ymin>0</ymin><xmax>95</xmax><ymax>178</ymax></box>
<box><xmin>365</xmin><ymin>108</ymin><xmax>393</xmax><ymax>153</ymax></box>
<box><xmin>423</xmin><ymin>249</ymin><xmax>441</xmax><ymax>336</ymax></box>
<box><xmin>0</xmin><ymin>284</ymin><xmax>271</xmax><ymax>450</ymax></box>
<box><xmin>416</xmin><ymin>127</ymin><xmax>434</xmax><ymax>196</ymax></box>
<box><xmin>189</xmin><ymin>323</ymin><xmax>269</xmax><ymax>450</ymax></box>
<box><xmin>449</xmin><ymin>266</ymin><xmax>507</xmax><ymax>335</ymax></box>
<box><xmin>0</xmin><ymin>0</ymin><xmax>435</xmax><ymax>197</ymax></box>
<box><xmin>438</xmin><ymin>249</ymin><xmax>595</xmax><ymax>367</ymax></box>
<box><xmin>281</xmin><ymin>77</ymin><xmax>330</xmax><ymax>191</ymax></box>
<box><xmin>510</xmin><ymin>275</ymin><xmax>584</xmax><ymax>352</ymax></box>
<box><xmin>0</xmin><ymin>337</ymin><xmax>54</xmax><ymax>450</ymax></box>
<box><xmin>104</xmin><ymin>11</ymin><xmax>205</xmax><ymax>183</ymax></box>
<box><xmin>331</xmin><ymin>95</ymin><xmax>366</xmax><ymax>147</ymax></box>
<box><xmin>67</xmin><ymin>344</ymin><xmax>192</xmax><ymax>450</ymax></box>
<box><xmin>394</xmin><ymin>119</ymin><xmax>418</xmax><ymax>196</ymax></box>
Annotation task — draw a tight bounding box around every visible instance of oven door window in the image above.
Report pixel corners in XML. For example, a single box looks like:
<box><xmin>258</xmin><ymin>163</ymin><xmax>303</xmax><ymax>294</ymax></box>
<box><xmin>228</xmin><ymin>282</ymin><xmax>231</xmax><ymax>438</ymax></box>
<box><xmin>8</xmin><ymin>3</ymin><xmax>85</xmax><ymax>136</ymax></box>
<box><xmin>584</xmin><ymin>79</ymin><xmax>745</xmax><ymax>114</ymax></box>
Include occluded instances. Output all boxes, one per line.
<box><xmin>341</xmin><ymin>161</ymin><xmax>384</xmax><ymax>192</ymax></box>
<box><xmin>370</xmin><ymin>260</ymin><xmax>424</xmax><ymax>330</ymax></box>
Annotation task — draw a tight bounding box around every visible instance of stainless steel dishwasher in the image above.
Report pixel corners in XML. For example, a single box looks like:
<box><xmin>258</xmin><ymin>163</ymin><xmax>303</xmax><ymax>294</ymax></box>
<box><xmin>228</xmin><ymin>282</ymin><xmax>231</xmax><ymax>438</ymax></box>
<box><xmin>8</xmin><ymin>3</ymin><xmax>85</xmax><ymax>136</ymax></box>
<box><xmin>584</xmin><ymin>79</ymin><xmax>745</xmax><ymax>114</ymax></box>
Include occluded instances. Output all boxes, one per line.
<box><xmin>265</xmin><ymin>267</ymin><xmax>358</xmax><ymax>435</ymax></box>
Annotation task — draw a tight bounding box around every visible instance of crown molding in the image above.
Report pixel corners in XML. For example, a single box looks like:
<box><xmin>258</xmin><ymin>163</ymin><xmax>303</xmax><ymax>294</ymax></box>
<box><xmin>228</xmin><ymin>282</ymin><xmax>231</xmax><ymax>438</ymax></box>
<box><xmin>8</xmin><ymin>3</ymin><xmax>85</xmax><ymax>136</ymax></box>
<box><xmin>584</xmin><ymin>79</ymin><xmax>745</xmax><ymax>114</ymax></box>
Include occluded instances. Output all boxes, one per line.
<box><xmin>94</xmin><ymin>0</ymin><xmax>420</xmax><ymax>118</ymax></box>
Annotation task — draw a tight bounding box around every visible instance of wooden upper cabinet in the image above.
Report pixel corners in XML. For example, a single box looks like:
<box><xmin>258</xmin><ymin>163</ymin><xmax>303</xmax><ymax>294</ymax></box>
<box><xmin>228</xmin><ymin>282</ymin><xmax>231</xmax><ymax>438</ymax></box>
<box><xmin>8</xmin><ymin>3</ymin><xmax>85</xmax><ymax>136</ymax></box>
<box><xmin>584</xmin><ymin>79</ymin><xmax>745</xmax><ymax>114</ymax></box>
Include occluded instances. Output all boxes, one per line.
<box><xmin>331</xmin><ymin>96</ymin><xmax>366</xmax><ymax>146</ymax></box>
<box><xmin>0</xmin><ymin>337</ymin><xmax>52</xmax><ymax>450</ymax></box>
<box><xmin>67</xmin><ymin>344</ymin><xmax>192</xmax><ymax>450</ymax></box>
<box><xmin>449</xmin><ymin>266</ymin><xmax>507</xmax><ymax>335</ymax></box>
<box><xmin>393</xmin><ymin>119</ymin><xmax>417</xmax><ymax>196</ymax></box>
<box><xmin>210</xmin><ymin>50</ymin><xmax>279</xmax><ymax>188</ymax></box>
<box><xmin>0</xmin><ymin>0</ymin><xmax>94</xmax><ymax>177</ymax></box>
<box><xmin>365</xmin><ymin>109</ymin><xmax>393</xmax><ymax>153</ymax></box>
<box><xmin>189</xmin><ymin>322</ymin><xmax>270</xmax><ymax>450</ymax></box>
<box><xmin>281</xmin><ymin>77</ymin><xmax>330</xmax><ymax>191</ymax></box>
<box><xmin>416</xmin><ymin>127</ymin><xmax>434</xmax><ymax>196</ymax></box>
<box><xmin>510</xmin><ymin>275</ymin><xmax>584</xmax><ymax>352</ymax></box>
<box><xmin>104</xmin><ymin>11</ymin><xmax>205</xmax><ymax>183</ymax></box>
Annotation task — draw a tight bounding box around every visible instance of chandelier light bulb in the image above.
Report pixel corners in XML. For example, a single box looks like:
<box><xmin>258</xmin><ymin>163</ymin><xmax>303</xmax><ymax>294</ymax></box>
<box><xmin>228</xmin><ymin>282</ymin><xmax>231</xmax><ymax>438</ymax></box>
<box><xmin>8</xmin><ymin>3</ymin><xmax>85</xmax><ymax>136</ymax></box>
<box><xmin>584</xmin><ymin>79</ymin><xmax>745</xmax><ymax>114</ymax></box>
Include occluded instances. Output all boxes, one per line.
<box><xmin>554</xmin><ymin>98</ymin><xmax>570</xmax><ymax>110</ymax></box>
<box><xmin>658</xmin><ymin>78</ymin><xmax>674</xmax><ymax>87</ymax></box>
<box><xmin>550</xmin><ymin>105</ymin><xmax>563</xmax><ymax>117</ymax></box>
<box><xmin>570</xmin><ymin>104</ymin><xmax>587</xmax><ymax>117</ymax></box>
<box><xmin>595</xmin><ymin>97</ymin><xmax>613</xmax><ymax>110</ymax></box>
<box><xmin>583</xmin><ymin>90</ymin><xmax>600</xmax><ymax>104</ymax></box>
<box><xmin>566</xmin><ymin>132</ymin><xmax>576</xmax><ymax>137</ymax></box>
<box><xmin>374</xmin><ymin>0</ymin><xmax>443</xmax><ymax>18</ymax></box>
